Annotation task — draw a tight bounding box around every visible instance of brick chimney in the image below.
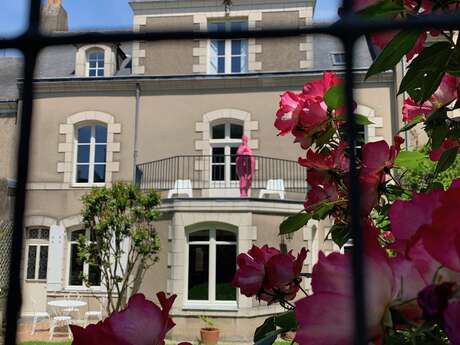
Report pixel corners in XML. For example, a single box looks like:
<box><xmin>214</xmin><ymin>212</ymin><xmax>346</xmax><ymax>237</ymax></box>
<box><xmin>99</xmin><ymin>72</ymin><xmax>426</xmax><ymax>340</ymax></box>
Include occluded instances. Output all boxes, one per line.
<box><xmin>41</xmin><ymin>0</ymin><xmax>68</xmax><ymax>33</ymax></box>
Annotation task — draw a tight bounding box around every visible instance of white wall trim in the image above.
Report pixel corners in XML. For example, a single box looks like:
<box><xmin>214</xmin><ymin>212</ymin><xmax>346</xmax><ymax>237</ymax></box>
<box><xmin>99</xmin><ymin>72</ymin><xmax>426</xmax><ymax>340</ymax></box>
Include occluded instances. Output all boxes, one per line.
<box><xmin>24</xmin><ymin>216</ymin><xmax>57</xmax><ymax>228</ymax></box>
<box><xmin>57</xmin><ymin>111</ymin><xmax>121</xmax><ymax>187</ymax></box>
<box><xmin>195</xmin><ymin>108</ymin><xmax>258</xmax><ymax>156</ymax></box>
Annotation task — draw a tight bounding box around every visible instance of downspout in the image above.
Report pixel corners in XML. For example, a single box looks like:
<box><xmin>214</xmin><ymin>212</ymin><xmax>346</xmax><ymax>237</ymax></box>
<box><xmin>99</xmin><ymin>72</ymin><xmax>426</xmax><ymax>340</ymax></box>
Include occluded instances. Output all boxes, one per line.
<box><xmin>133</xmin><ymin>83</ymin><xmax>141</xmax><ymax>183</ymax></box>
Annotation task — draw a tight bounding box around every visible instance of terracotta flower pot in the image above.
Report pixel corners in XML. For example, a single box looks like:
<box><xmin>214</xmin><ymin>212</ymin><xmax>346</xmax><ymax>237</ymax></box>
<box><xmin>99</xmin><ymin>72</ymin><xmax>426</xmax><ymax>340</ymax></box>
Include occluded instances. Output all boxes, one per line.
<box><xmin>200</xmin><ymin>327</ymin><xmax>220</xmax><ymax>345</ymax></box>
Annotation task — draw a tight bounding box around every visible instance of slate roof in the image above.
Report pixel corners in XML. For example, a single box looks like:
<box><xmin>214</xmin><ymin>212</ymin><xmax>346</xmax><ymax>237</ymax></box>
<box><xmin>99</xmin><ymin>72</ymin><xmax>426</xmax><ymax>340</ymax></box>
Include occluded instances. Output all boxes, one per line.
<box><xmin>0</xmin><ymin>34</ymin><xmax>373</xmax><ymax>102</ymax></box>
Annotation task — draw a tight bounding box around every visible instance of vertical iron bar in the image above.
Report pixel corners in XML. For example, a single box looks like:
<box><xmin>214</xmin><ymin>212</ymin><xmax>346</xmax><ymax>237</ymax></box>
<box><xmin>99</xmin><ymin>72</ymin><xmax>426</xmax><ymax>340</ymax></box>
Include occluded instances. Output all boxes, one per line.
<box><xmin>342</xmin><ymin>30</ymin><xmax>368</xmax><ymax>345</ymax></box>
<box><xmin>5</xmin><ymin>0</ymin><xmax>41</xmax><ymax>343</ymax></box>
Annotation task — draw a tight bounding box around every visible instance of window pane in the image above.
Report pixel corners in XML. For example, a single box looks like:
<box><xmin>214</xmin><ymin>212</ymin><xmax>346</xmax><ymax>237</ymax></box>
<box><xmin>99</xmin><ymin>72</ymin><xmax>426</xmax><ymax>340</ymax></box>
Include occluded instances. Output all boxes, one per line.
<box><xmin>231</xmin><ymin>57</ymin><xmax>241</xmax><ymax>73</ymax></box>
<box><xmin>97</xmin><ymin>69</ymin><xmax>104</xmax><ymax>77</ymax></box>
<box><xmin>89</xmin><ymin>61</ymin><xmax>97</xmax><ymax>68</ymax></box>
<box><xmin>39</xmin><ymin>228</ymin><xmax>49</xmax><ymax>240</ymax></box>
<box><xmin>89</xmin><ymin>69</ymin><xmax>97</xmax><ymax>77</ymax></box>
<box><xmin>94</xmin><ymin>164</ymin><xmax>106</xmax><ymax>183</ymax></box>
<box><xmin>76</xmin><ymin>165</ymin><xmax>89</xmax><ymax>183</ymax></box>
<box><xmin>217</xmin><ymin>57</ymin><xmax>225</xmax><ymax>74</ymax></box>
<box><xmin>216</xmin><ymin>230</ymin><xmax>236</xmax><ymax>242</ymax></box>
<box><xmin>189</xmin><ymin>230</ymin><xmax>209</xmax><ymax>242</ymax></box>
<box><xmin>95</xmin><ymin>125</ymin><xmax>107</xmax><ymax>143</ymax></box>
<box><xmin>232</xmin><ymin>40</ymin><xmax>241</xmax><ymax>55</ymax></box>
<box><xmin>212</xmin><ymin>165</ymin><xmax>225</xmax><ymax>181</ymax></box>
<box><xmin>212</xmin><ymin>147</ymin><xmax>225</xmax><ymax>163</ymax></box>
<box><xmin>71</xmin><ymin>229</ymin><xmax>86</xmax><ymax>242</ymax></box>
<box><xmin>78</xmin><ymin>126</ymin><xmax>91</xmax><ymax>143</ymax></box>
<box><xmin>27</xmin><ymin>228</ymin><xmax>39</xmax><ymax>239</ymax></box>
<box><xmin>27</xmin><ymin>246</ymin><xmax>37</xmax><ymax>279</ymax></box>
<box><xmin>95</xmin><ymin>145</ymin><xmax>107</xmax><ymax>163</ymax></box>
<box><xmin>217</xmin><ymin>40</ymin><xmax>225</xmax><ymax>56</ymax></box>
<box><xmin>212</xmin><ymin>124</ymin><xmax>225</xmax><ymax>139</ymax></box>
<box><xmin>231</xmin><ymin>21</ymin><xmax>247</xmax><ymax>32</ymax></box>
<box><xmin>77</xmin><ymin>145</ymin><xmax>90</xmax><ymax>163</ymax></box>
<box><xmin>38</xmin><ymin>246</ymin><xmax>48</xmax><ymax>280</ymax></box>
<box><xmin>230</xmin><ymin>146</ymin><xmax>238</xmax><ymax>162</ymax></box>
<box><xmin>209</xmin><ymin>22</ymin><xmax>225</xmax><ymax>33</ymax></box>
<box><xmin>69</xmin><ymin>243</ymin><xmax>83</xmax><ymax>286</ymax></box>
<box><xmin>188</xmin><ymin>244</ymin><xmax>209</xmax><ymax>300</ymax></box>
<box><xmin>230</xmin><ymin>124</ymin><xmax>243</xmax><ymax>139</ymax></box>
<box><xmin>216</xmin><ymin>244</ymin><xmax>237</xmax><ymax>301</ymax></box>
<box><xmin>88</xmin><ymin>264</ymin><xmax>101</xmax><ymax>286</ymax></box>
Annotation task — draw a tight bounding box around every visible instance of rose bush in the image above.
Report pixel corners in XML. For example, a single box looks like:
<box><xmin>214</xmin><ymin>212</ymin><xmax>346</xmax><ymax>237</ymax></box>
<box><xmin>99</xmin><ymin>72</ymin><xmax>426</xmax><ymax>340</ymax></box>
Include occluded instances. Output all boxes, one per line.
<box><xmin>232</xmin><ymin>1</ymin><xmax>460</xmax><ymax>345</ymax></box>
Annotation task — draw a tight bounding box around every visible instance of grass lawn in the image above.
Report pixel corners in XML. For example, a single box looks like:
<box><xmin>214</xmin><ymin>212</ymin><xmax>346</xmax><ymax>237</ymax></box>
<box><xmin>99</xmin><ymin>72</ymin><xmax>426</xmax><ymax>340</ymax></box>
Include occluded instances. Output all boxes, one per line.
<box><xmin>19</xmin><ymin>340</ymin><xmax>72</xmax><ymax>345</ymax></box>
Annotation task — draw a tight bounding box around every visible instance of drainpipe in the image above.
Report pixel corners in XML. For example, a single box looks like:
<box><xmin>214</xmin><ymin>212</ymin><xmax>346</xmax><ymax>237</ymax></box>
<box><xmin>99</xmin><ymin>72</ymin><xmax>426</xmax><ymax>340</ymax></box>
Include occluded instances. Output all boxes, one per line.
<box><xmin>133</xmin><ymin>83</ymin><xmax>141</xmax><ymax>183</ymax></box>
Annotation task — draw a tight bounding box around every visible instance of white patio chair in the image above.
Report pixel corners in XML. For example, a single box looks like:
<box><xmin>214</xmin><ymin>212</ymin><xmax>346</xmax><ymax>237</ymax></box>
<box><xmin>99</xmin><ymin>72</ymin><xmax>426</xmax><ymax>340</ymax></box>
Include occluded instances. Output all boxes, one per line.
<box><xmin>30</xmin><ymin>298</ymin><xmax>50</xmax><ymax>335</ymax></box>
<box><xmin>49</xmin><ymin>306</ymin><xmax>72</xmax><ymax>340</ymax></box>
<box><xmin>167</xmin><ymin>179</ymin><xmax>193</xmax><ymax>198</ymax></box>
<box><xmin>63</xmin><ymin>292</ymin><xmax>82</xmax><ymax>319</ymax></box>
<box><xmin>259</xmin><ymin>179</ymin><xmax>285</xmax><ymax>200</ymax></box>
<box><xmin>84</xmin><ymin>296</ymin><xmax>107</xmax><ymax>326</ymax></box>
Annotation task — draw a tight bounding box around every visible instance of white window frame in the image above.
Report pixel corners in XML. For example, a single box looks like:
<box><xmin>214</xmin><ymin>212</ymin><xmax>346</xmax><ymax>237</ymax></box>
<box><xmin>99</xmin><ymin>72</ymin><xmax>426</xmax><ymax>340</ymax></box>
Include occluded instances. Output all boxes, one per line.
<box><xmin>209</xmin><ymin>121</ymin><xmax>243</xmax><ymax>187</ymax></box>
<box><xmin>86</xmin><ymin>49</ymin><xmax>105</xmax><ymax>77</ymax></box>
<box><xmin>207</xmin><ymin>20</ymin><xmax>248</xmax><ymax>74</ymax></box>
<box><xmin>24</xmin><ymin>227</ymin><xmax>49</xmax><ymax>282</ymax></box>
<box><xmin>66</xmin><ymin>229</ymin><xmax>101</xmax><ymax>290</ymax></box>
<box><xmin>184</xmin><ymin>228</ymin><xmax>238</xmax><ymax>310</ymax></box>
<box><xmin>330</xmin><ymin>52</ymin><xmax>346</xmax><ymax>66</ymax></box>
<box><xmin>73</xmin><ymin>123</ymin><xmax>107</xmax><ymax>187</ymax></box>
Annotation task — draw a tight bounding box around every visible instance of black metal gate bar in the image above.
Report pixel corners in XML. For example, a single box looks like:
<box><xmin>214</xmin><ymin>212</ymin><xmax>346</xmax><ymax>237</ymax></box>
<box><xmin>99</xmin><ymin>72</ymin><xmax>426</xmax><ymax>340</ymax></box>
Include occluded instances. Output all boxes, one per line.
<box><xmin>2</xmin><ymin>0</ymin><xmax>460</xmax><ymax>344</ymax></box>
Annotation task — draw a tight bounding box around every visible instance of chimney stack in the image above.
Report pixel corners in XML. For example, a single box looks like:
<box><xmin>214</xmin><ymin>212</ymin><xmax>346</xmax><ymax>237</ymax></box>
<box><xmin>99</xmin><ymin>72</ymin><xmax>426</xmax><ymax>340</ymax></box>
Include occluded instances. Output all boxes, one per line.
<box><xmin>41</xmin><ymin>0</ymin><xmax>68</xmax><ymax>33</ymax></box>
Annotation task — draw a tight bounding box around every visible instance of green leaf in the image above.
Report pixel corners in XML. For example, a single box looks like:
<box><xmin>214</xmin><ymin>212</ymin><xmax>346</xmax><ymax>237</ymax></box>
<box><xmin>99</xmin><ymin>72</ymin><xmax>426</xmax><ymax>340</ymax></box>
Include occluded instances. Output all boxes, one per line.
<box><xmin>398</xmin><ymin>42</ymin><xmax>453</xmax><ymax>103</ymax></box>
<box><xmin>358</xmin><ymin>0</ymin><xmax>404</xmax><ymax>18</ymax></box>
<box><xmin>312</xmin><ymin>203</ymin><xmax>334</xmax><ymax>220</ymax></box>
<box><xmin>428</xmin><ymin>181</ymin><xmax>444</xmax><ymax>192</ymax></box>
<box><xmin>431</xmin><ymin>124</ymin><xmax>449</xmax><ymax>150</ymax></box>
<box><xmin>435</xmin><ymin>147</ymin><xmax>458</xmax><ymax>174</ymax></box>
<box><xmin>395</xmin><ymin>150</ymin><xmax>427</xmax><ymax>170</ymax></box>
<box><xmin>254</xmin><ymin>330</ymin><xmax>282</xmax><ymax>345</ymax></box>
<box><xmin>254</xmin><ymin>317</ymin><xmax>276</xmax><ymax>343</ymax></box>
<box><xmin>324</xmin><ymin>84</ymin><xmax>345</xmax><ymax>110</ymax></box>
<box><xmin>279</xmin><ymin>212</ymin><xmax>311</xmax><ymax>235</ymax></box>
<box><xmin>446</xmin><ymin>45</ymin><xmax>460</xmax><ymax>76</ymax></box>
<box><xmin>366</xmin><ymin>30</ymin><xmax>421</xmax><ymax>79</ymax></box>
<box><xmin>315</xmin><ymin>126</ymin><xmax>337</xmax><ymax>147</ymax></box>
<box><xmin>398</xmin><ymin>115</ymin><xmax>424</xmax><ymax>133</ymax></box>
<box><xmin>328</xmin><ymin>224</ymin><xmax>351</xmax><ymax>248</ymax></box>
<box><xmin>335</xmin><ymin>114</ymin><xmax>375</xmax><ymax>126</ymax></box>
<box><xmin>274</xmin><ymin>311</ymin><xmax>298</xmax><ymax>330</ymax></box>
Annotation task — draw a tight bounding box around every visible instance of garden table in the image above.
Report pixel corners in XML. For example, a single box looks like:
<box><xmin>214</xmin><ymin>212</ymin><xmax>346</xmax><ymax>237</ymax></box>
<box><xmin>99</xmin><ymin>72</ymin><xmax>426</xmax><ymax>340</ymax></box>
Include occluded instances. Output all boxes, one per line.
<box><xmin>48</xmin><ymin>300</ymin><xmax>87</xmax><ymax>309</ymax></box>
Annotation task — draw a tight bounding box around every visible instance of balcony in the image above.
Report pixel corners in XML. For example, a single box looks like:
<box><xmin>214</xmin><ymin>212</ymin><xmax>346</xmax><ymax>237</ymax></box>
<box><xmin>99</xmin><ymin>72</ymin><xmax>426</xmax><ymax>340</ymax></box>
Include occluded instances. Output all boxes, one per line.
<box><xmin>136</xmin><ymin>155</ymin><xmax>308</xmax><ymax>201</ymax></box>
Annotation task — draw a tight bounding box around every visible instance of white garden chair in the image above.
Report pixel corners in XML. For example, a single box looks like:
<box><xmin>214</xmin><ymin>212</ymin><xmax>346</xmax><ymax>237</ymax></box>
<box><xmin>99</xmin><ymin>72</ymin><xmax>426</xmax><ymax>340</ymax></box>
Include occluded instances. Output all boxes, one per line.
<box><xmin>167</xmin><ymin>179</ymin><xmax>193</xmax><ymax>198</ymax></box>
<box><xmin>259</xmin><ymin>179</ymin><xmax>285</xmax><ymax>200</ymax></box>
<box><xmin>84</xmin><ymin>296</ymin><xmax>107</xmax><ymax>326</ymax></box>
<box><xmin>30</xmin><ymin>298</ymin><xmax>50</xmax><ymax>335</ymax></box>
<box><xmin>49</xmin><ymin>306</ymin><xmax>72</xmax><ymax>340</ymax></box>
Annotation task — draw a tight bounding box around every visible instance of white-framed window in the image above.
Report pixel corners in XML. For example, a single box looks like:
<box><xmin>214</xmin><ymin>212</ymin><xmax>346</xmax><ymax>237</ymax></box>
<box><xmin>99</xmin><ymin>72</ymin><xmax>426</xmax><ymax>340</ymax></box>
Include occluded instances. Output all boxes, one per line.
<box><xmin>340</xmin><ymin>123</ymin><xmax>367</xmax><ymax>157</ymax></box>
<box><xmin>210</xmin><ymin>121</ymin><xmax>243</xmax><ymax>184</ymax></box>
<box><xmin>87</xmin><ymin>49</ymin><xmax>105</xmax><ymax>77</ymax></box>
<box><xmin>186</xmin><ymin>228</ymin><xmax>237</xmax><ymax>308</ymax></box>
<box><xmin>74</xmin><ymin>124</ymin><xmax>107</xmax><ymax>185</ymax></box>
<box><xmin>25</xmin><ymin>227</ymin><xmax>49</xmax><ymax>281</ymax></box>
<box><xmin>67</xmin><ymin>229</ymin><xmax>101</xmax><ymax>288</ymax></box>
<box><xmin>331</xmin><ymin>52</ymin><xmax>346</xmax><ymax>66</ymax></box>
<box><xmin>208</xmin><ymin>20</ymin><xmax>248</xmax><ymax>74</ymax></box>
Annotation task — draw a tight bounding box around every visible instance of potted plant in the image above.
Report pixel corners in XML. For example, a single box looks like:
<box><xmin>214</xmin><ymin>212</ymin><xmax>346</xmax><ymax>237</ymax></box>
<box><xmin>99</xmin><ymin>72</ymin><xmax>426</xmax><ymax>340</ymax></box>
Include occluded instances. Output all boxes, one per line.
<box><xmin>199</xmin><ymin>315</ymin><xmax>219</xmax><ymax>345</ymax></box>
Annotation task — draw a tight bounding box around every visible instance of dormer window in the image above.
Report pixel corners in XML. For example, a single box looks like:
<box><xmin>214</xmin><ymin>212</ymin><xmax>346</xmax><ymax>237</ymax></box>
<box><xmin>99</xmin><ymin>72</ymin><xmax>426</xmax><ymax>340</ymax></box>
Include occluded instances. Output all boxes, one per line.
<box><xmin>208</xmin><ymin>20</ymin><xmax>248</xmax><ymax>74</ymax></box>
<box><xmin>331</xmin><ymin>52</ymin><xmax>346</xmax><ymax>66</ymax></box>
<box><xmin>87</xmin><ymin>49</ymin><xmax>105</xmax><ymax>77</ymax></box>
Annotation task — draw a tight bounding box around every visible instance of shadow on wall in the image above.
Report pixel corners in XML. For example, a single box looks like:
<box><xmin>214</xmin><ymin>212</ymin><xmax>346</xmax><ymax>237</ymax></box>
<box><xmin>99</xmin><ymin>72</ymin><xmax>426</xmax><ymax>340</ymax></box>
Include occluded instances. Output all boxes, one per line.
<box><xmin>0</xmin><ymin>178</ymin><xmax>14</xmax><ymax>222</ymax></box>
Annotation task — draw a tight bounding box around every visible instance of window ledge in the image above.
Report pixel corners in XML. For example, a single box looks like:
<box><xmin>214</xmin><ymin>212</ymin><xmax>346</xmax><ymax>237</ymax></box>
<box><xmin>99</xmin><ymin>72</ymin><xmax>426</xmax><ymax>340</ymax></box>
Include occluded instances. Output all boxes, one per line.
<box><xmin>182</xmin><ymin>303</ymin><xmax>238</xmax><ymax>312</ymax></box>
<box><xmin>71</xmin><ymin>183</ymin><xmax>106</xmax><ymax>188</ymax></box>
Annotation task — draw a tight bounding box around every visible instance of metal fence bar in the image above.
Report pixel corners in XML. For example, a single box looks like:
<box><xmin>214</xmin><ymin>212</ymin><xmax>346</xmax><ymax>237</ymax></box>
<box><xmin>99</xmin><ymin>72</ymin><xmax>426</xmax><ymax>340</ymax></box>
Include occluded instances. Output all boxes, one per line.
<box><xmin>2</xmin><ymin>0</ymin><xmax>460</xmax><ymax>344</ymax></box>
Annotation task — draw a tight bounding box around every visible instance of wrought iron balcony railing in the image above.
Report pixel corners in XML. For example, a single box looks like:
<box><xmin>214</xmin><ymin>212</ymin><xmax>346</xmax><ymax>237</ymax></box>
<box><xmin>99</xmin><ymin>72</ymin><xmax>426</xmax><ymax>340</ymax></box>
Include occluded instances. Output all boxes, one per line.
<box><xmin>136</xmin><ymin>155</ymin><xmax>307</xmax><ymax>197</ymax></box>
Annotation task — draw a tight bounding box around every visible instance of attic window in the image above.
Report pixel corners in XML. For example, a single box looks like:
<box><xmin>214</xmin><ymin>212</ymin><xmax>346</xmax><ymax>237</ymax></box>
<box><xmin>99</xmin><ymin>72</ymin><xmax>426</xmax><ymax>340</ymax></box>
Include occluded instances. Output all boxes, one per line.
<box><xmin>331</xmin><ymin>52</ymin><xmax>346</xmax><ymax>66</ymax></box>
<box><xmin>87</xmin><ymin>49</ymin><xmax>105</xmax><ymax>77</ymax></box>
